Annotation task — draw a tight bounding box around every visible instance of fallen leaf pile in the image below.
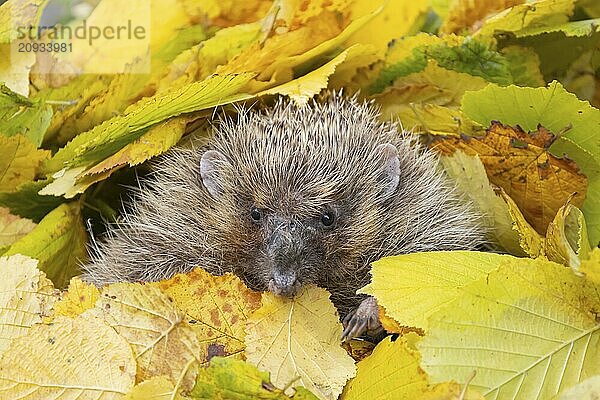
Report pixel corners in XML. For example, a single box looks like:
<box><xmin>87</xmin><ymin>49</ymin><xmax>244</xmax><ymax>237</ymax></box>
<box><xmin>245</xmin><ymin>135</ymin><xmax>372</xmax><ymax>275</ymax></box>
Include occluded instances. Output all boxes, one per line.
<box><xmin>1</xmin><ymin>0</ymin><xmax>600</xmax><ymax>399</ymax></box>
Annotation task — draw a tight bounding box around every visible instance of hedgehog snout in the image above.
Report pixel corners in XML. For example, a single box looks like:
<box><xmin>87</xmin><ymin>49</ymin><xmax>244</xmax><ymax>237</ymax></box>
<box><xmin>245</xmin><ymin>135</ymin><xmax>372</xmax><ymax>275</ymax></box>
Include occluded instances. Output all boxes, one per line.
<box><xmin>263</xmin><ymin>217</ymin><xmax>308</xmax><ymax>298</ymax></box>
<box><xmin>268</xmin><ymin>269</ymin><xmax>301</xmax><ymax>298</ymax></box>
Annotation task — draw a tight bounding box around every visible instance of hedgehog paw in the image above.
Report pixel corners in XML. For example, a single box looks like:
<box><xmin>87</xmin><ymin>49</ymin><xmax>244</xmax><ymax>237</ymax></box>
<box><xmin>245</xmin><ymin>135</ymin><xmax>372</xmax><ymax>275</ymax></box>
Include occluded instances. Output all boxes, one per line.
<box><xmin>341</xmin><ymin>296</ymin><xmax>383</xmax><ymax>341</ymax></box>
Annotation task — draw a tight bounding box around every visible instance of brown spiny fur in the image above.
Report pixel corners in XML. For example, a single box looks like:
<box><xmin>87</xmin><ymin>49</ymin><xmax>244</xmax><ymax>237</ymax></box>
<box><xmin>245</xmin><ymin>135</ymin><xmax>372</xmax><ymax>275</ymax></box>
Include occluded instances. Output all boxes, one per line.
<box><xmin>82</xmin><ymin>94</ymin><xmax>485</xmax><ymax>317</ymax></box>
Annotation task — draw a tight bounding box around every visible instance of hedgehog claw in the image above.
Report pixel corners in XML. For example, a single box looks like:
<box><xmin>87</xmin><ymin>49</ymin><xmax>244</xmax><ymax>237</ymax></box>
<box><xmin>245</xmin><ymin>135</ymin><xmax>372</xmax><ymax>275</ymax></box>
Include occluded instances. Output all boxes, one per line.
<box><xmin>341</xmin><ymin>296</ymin><xmax>383</xmax><ymax>341</ymax></box>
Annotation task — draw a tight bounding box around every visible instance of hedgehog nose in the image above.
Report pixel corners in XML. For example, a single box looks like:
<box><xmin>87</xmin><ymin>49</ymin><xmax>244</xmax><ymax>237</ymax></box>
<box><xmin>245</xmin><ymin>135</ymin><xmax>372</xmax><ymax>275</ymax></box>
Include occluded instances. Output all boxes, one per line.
<box><xmin>268</xmin><ymin>269</ymin><xmax>300</xmax><ymax>298</ymax></box>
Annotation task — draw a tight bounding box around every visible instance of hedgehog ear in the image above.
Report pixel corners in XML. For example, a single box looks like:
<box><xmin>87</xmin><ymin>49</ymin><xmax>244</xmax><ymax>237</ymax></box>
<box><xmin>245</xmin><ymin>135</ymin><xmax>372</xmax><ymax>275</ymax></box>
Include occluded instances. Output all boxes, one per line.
<box><xmin>200</xmin><ymin>150</ymin><xmax>230</xmax><ymax>198</ymax></box>
<box><xmin>375</xmin><ymin>143</ymin><xmax>400</xmax><ymax>197</ymax></box>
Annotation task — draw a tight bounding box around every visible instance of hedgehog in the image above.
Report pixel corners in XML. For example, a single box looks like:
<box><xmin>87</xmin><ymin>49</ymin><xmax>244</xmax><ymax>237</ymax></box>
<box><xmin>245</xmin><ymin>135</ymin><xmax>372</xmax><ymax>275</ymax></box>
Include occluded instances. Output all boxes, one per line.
<box><xmin>82</xmin><ymin>94</ymin><xmax>486</xmax><ymax>340</ymax></box>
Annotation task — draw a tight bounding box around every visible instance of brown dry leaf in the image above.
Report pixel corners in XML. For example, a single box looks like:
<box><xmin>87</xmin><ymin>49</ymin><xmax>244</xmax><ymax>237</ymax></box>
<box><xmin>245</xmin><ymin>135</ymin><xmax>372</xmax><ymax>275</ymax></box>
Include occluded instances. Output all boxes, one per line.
<box><xmin>157</xmin><ymin>267</ymin><xmax>262</xmax><ymax>364</ymax></box>
<box><xmin>53</xmin><ymin>277</ymin><xmax>100</xmax><ymax>318</ymax></box>
<box><xmin>441</xmin><ymin>0</ymin><xmax>524</xmax><ymax>34</ymax></box>
<box><xmin>0</xmin><ymin>315</ymin><xmax>136</xmax><ymax>399</ymax></box>
<box><xmin>245</xmin><ymin>285</ymin><xmax>356</xmax><ymax>400</ymax></box>
<box><xmin>433</xmin><ymin>121</ymin><xmax>588</xmax><ymax>234</ymax></box>
<box><xmin>341</xmin><ymin>339</ymin><xmax>375</xmax><ymax>362</ymax></box>
<box><xmin>0</xmin><ymin>254</ymin><xmax>56</xmax><ymax>356</ymax></box>
<box><xmin>90</xmin><ymin>283</ymin><xmax>203</xmax><ymax>390</ymax></box>
<box><xmin>0</xmin><ymin>206</ymin><xmax>36</xmax><ymax>249</ymax></box>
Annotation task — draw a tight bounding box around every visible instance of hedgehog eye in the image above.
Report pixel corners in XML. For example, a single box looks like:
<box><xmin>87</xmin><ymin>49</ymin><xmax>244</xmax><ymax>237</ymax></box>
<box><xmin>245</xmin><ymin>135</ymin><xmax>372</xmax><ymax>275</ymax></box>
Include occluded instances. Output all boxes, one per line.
<box><xmin>321</xmin><ymin>211</ymin><xmax>335</xmax><ymax>227</ymax></box>
<box><xmin>250</xmin><ymin>207</ymin><xmax>262</xmax><ymax>222</ymax></box>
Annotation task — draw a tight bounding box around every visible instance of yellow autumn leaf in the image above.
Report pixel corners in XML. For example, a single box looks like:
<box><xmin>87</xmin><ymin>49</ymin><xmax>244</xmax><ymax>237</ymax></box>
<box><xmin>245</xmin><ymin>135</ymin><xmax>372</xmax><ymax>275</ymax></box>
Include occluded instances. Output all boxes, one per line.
<box><xmin>218</xmin><ymin>3</ymin><xmax>378</xmax><ymax>93</ymax></box>
<box><xmin>546</xmin><ymin>198</ymin><xmax>592</xmax><ymax>271</ymax></box>
<box><xmin>53</xmin><ymin>277</ymin><xmax>100</xmax><ymax>318</ymax></box>
<box><xmin>341</xmin><ymin>339</ymin><xmax>375</xmax><ymax>363</ymax></box>
<box><xmin>156</xmin><ymin>21</ymin><xmax>263</xmax><ymax>90</ymax></box>
<box><xmin>79</xmin><ymin>116</ymin><xmax>189</xmax><ymax>176</ymax></box>
<box><xmin>441</xmin><ymin>0</ymin><xmax>524</xmax><ymax>35</ymax></box>
<box><xmin>191</xmin><ymin>357</ymin><xmax>320</xmax><ymax>399</ymax></box>
<box><xmin>157</xmin><ymin>267</ymin><xmax>262</xmax><ymax>364</ymax></box>
<box><xmin>259</xmin><ymin>47</ymin><xmax>350</xmax><ymax>106</ymax></box>
<box><xmin>359</xmin><ymin>251</ymin><xmax>513</xmax><ymax>330</ymax></box>
<box><xmin>420</xmin><ymin>382</ymin><xmax>485</xmax><ymax>400</ymax></box>
<box><xmin>245</xmin><ymin>285</ymin><xmax>356</xmax><ymax>400</ymax></box>
<box><xmin>346</xmin><ymin>0</ymin><xmax>430</xmax><ymax>52</ymax></box>
<box><xmin>438</xmin><ymin>150</ymin><xmax>523</xmax><ymax>255</ymax></box>
<box><xmin>42</xmin><ymin>73</ymin><xmax>255</xmax><ymax>175</ymax></box>
<box><xmin>125</xmin><ymin>376</ymin><xmax>184</xmax><ymax>400</ymax></box>
<box><xmin>581</xmin><ymin>248</ymin><xmax>600</xmax><ymax>285</ymax></box>
<box><xmin>0</xmin><ymin>49</ymin><xmax>35</xmax><ymax>96</ymax></box>
<box><xmin>419</xmin><ymin>255</ymin><xmax>600</xmax><ymax>399</ymax></box>
<box><xmin>0</xmin><ymin>254</ymin><xmax>56</xmax><ymax>356</ymax></box>
<box><xmin>342</xmin><ymin>334</ymin><xmax>428</xmax><ymax>400</ymax></box>
<box><xmin>559</xmin><ymin>376</ymin><xmax>600</xmax><ymax>400</ymax></box>
<box><xmin>180</xmin><ymin>0</ymin><xmax>272</xmax><ymax>28</ymax></box>
<box><xmin>90</xmin><ymin>282</ymin><xmax>203</xmax><ymax>390</ymax></box>
<box><xmin>474</xmin><ymin>0</ymin><xmax>575</xmax><ymax>40</ymax></box>
<box><xmin>4</xmin><ymin>202</ymin><xmax>87</xmax><ymax>288</ymax></box>
<box><xmin>375</xmin><ymin>61</ymin><xmax>488</xmax><ymax>132</ymax></box>
<box><xmin>38</xmin><ymin>166</ymin><xmax>87</xmax><ymax>198</ymax></box>
<box><xmin>327</xmin><ymin>44</ymin><xmax>381</xmax><ymax>92</ymax></box>
<box><xmin>442</xmin><ymin>154</ymin><xmax>594</xmax><ymax>264</ymax></box>
<box><xmin>0</xmin><ymin>206</ymin><xmax>36</xmax><ymax>250</ymax></box>
<box><xmin>45</xmin><ymin>116</ymin><xmax>190</xmax><ymax>198</ymax></box>
<box><xmin>0</xmin><ymin>135</ymin><xmax>50</xmax><ymax>192</ymax></box>
<box><xmin>0</xmin><ymin>315</ymin><xmax>136</xmax><ymax>399</ymax></box>
<box><xmin>495</xmin><ymin>188</ymin><xmax>545</xmax><ymax>257</ymax></box>
<box><xmin>59</xmin><ymin>0</ymin><xmax>191</xmax><ymax>75</ymax></box>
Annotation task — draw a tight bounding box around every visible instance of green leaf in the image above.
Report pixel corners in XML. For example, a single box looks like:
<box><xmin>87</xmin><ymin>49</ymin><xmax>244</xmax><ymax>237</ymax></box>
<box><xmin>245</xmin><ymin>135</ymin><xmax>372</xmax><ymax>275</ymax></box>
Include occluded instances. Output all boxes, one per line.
<box><xmin>42</xmin><ymin>73</ymin><xmax>256</xmax><ymax>174</ymax></box>
<box><xmin>500</xmin><ymin>45</ymin><xmax>545</xmax><ymax>87</ymax></box>
<box><xmin>370</xmin><ymin>36</ymin><xmax>512</xmax><ymax>94</ymax></box>
<box><xmin>0</xmin><ymin>180</ymin><xmax>64</xmax><ymax>222</ymax></box>
<box><xmin>425</xmin><ymin>38</ymin><xmax>512</xmax><ymax>85</ymax></box>
<box><xmin>40</xmin><ymin>116</ymin><xmax>189</xmax><ymax>198</ymax></box>
<box><xmin>0</xmin><ymin>84</ymin><xmax>52</xmax><ymax>147</ymax></box>
<box><xmin>499</xmin><ymin>31</ymin><xmax>600</xmax><ymax>81</ymax></box>
<box><xmin>461</xmin><ymin>81</ymin><xmax>600</xmax><ymax>245</ymax></box>
<box><xmin>36</xmin><ymin>24</ymin><xmax>207</xmax><ymax>146</ymax></box>
<box><xmin>4</xmin><ymin>202</ymin><xmax>87</xmax><ymax>288</ymax></box>
<box><xmin>190</xmin><ymin>357</ymin><xmax>319</xmax><ymax>400</ymax></box>
<box><xmin>514</xmin><ymin>18</ymin><xmax>600</xmax><ymax>38</ymax></box>
<box><xmin>418</xmin><ymin>255</ymin><xmax>600</xmax><ymax>399</ymax></box>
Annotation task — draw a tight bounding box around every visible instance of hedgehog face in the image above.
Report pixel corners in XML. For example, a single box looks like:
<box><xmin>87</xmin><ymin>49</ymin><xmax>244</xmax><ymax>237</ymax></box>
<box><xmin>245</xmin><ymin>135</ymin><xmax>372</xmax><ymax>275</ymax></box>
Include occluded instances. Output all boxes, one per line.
<box><xmin>200</xmin><ymin>141</ymin><xmax>401</xmax><ymax>298</ymax></box>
